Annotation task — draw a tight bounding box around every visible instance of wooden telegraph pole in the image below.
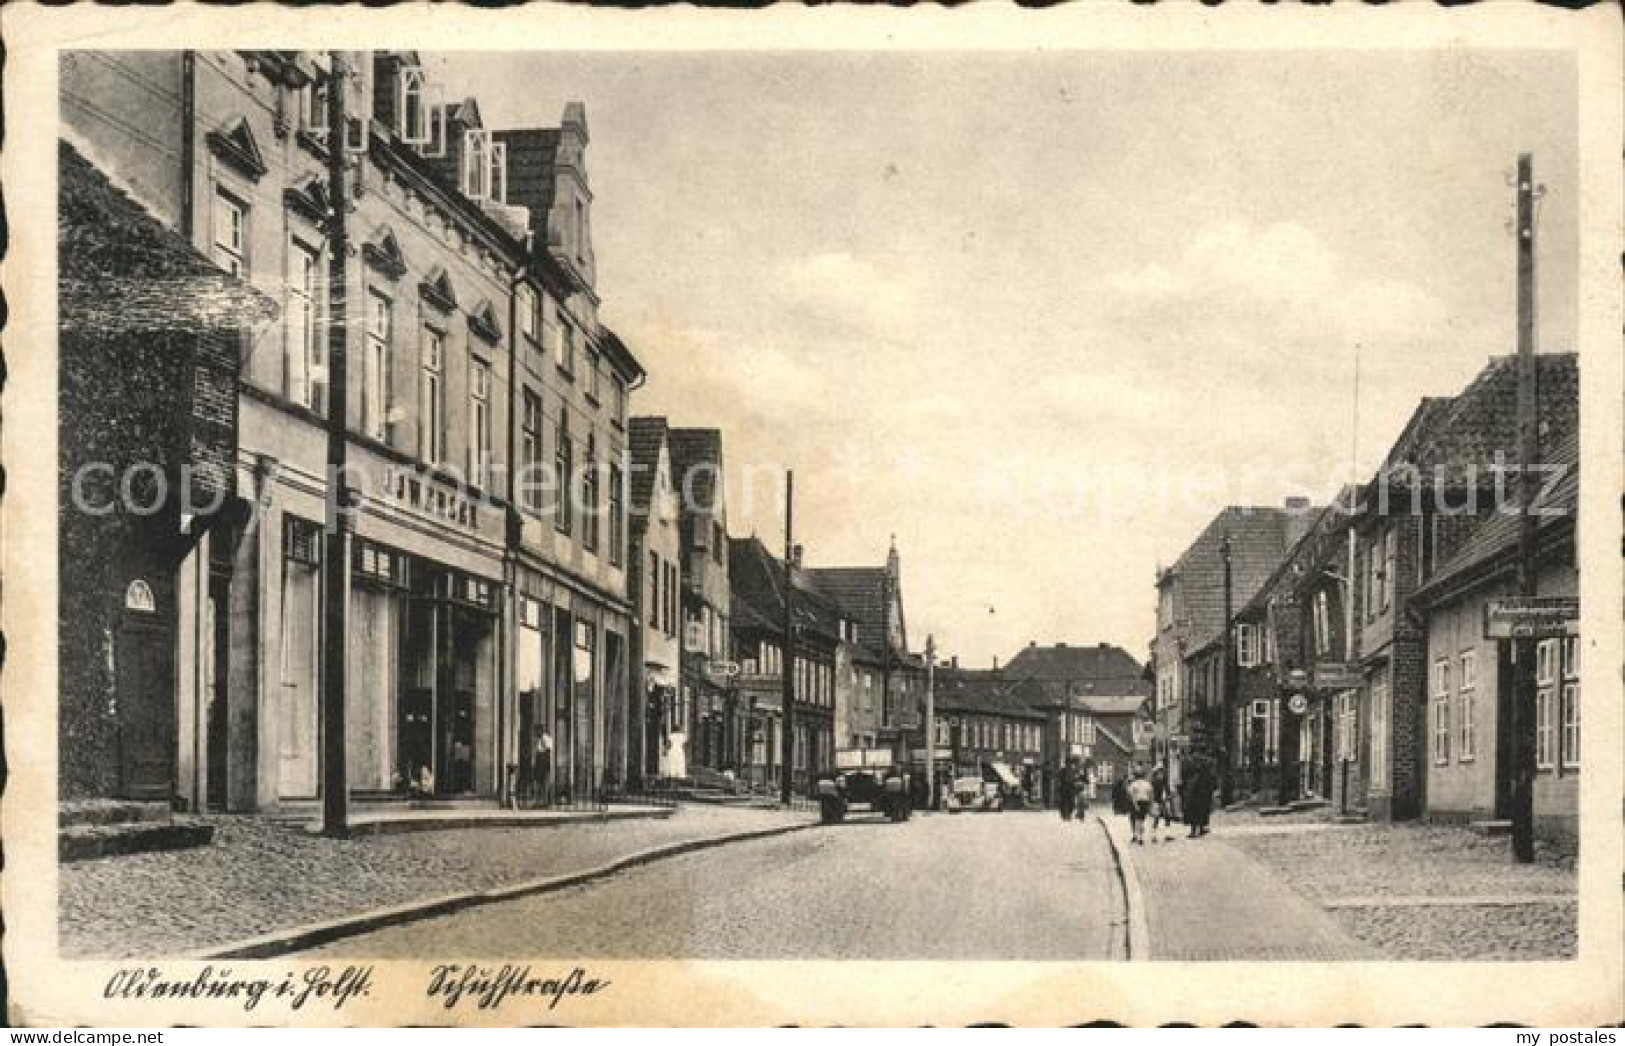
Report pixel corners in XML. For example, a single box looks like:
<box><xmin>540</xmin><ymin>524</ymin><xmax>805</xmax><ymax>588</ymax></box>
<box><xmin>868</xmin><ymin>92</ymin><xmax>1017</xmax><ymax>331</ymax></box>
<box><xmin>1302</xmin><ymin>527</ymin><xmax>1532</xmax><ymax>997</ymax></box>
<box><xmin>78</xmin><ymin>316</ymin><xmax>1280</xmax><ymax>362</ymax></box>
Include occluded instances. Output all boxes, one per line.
<box><xmin>1511</xmin><ymin>153</ymin><xmax>1539</xmax><ymax>864</ymax></box>
<box><xmin>1219</xmin><ymin>531</ymin><xmax>1235</xmax><ymax>806</ymax></box>
<box><xmin>780</xmin><ymin>470</ymin><xmax>796</xmax><ymax>806</ymax></box>
<box><xmin>320</xmin><ymin>51</ymin><xmax>353</xmax><ymax>838</ymax></box>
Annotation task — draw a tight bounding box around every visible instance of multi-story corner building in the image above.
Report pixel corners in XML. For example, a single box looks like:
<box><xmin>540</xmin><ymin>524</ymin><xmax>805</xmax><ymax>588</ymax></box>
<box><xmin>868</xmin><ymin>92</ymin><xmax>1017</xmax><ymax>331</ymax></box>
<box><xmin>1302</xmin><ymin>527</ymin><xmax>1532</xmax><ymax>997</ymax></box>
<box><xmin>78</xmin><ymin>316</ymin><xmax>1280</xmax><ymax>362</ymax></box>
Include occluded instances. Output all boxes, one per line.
<box><xmin>60</xmin><ymin>50</ymin><xmax>642</xmax><ymax>813</ymax></box>
<box><xmin>1345</xmin><ymin>352</ymin><xmax>1578</xmax><ymax>823</ymax></box>
<box><xmin>1149</xmin><ymin>502</ymin><xmax>1312</xmax><ymax>794</ymax></box>
<box><xmin>806</xmin><ymin>539</ymin><xmax>910</xmax><ymax>755</ymax></box>
<box><xmin>666</xmin><ymin>429</ymin><xmax>733</xmax><ymax>775</ymax></box>
<box><xmin>729</xmin><ymin>537</ymin><xmax>840</xmax><ymax>793</ymax></box>
<box><xmin>626</xmin><ymin>417</ymin><xmax>682</xmax><ymax>786</ymax></box>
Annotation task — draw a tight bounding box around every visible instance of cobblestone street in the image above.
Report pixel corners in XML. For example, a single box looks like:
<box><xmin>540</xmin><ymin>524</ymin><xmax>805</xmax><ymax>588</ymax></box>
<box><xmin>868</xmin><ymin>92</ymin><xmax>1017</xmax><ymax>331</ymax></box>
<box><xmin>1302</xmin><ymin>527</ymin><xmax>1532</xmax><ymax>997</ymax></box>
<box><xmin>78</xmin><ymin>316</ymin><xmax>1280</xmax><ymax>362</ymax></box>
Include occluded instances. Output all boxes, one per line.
<box><xmin>59</xmin><ymin>805</ymin><xmax>814</xmax><ymax>959</ymax></box>
<box><xmin>1216</xmin><ymin>813</ymin><xmax>1578</xmax><ymax>960</ymax></box>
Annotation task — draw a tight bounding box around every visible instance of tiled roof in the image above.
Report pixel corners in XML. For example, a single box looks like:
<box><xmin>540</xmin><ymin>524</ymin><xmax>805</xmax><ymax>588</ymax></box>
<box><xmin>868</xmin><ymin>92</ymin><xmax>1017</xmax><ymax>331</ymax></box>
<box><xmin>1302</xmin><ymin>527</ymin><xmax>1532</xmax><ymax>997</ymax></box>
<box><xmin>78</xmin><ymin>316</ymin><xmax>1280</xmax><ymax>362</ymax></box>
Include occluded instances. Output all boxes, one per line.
<box><xmin>933</xmin><ymin>669</ymin><xmax>1046</xmax><ymax>720</ymax></box>
<box><xmin>59</xmin><ymin>141</ymin><xmax>278</xmax><ymax>334</ymax></box>
<box><xmin>1002</xmin><ymin>642</ymin><xmax>1150</xmax><ymax>695</ymax></box>
<box><xmin>1382</xmin><ymin>354</ymin><xmax>1579</xmax><ymax>487</ymax></box>
<box><xmin>806</xmin><ymin>566</ymin><xmax>892</xmax><ymax>663</ymax></box>
<box><xmin>626</xmin><ymin>416</ymin><xmax>667</xmax><ymax>523</ymax></box>
<box><xmin>1414</xmin><ymin>429</ymin><xmax>1579</xmax><ymax>603</ymax></box>
<box><xmin>1162</xmin><ymin>506</ymin><xmax>1295</xmax><ymax>654</ymax></box>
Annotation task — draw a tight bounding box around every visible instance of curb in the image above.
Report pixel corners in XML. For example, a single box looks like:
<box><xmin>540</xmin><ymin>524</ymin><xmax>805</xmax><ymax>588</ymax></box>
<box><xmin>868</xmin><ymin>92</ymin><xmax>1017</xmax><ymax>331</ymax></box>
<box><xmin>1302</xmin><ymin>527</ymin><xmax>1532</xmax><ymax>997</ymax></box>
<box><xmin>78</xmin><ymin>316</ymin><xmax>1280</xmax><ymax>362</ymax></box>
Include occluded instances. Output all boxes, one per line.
<box><xmin>1095</xmin><ymin>813</ymin><xmax>1151</xmax><ymax>962</ymax></box>
<box><xmin>191</xmin><ymin>819</ymin><xmax>820</xmax><ymax>960</ymax></box>
<box><xmin>304</xmin><ymin>806</ymin><xmax>677</xmax><ymax>838</ymax></box>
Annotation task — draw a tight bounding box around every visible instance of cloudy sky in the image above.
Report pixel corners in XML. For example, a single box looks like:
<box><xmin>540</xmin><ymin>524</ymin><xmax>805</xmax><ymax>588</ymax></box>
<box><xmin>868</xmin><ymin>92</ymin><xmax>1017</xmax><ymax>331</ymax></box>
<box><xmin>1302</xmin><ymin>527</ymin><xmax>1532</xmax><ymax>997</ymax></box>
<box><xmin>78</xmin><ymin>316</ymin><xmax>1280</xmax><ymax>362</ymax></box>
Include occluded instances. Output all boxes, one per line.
<box><xmin>435</xmin><ymin>49</ymin><xmax>1577</xmax><ymax>668</ymax></box>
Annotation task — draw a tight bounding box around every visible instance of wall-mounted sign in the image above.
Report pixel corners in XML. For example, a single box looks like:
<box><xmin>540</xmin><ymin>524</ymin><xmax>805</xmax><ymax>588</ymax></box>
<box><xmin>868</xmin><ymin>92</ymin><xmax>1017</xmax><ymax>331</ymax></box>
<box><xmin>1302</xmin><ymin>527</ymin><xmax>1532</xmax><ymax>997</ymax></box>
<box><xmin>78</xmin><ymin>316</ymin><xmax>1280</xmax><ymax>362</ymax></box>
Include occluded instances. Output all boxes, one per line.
<box><xmin>706</xmin><ymin>660</ymin><xmax>741</xmax><ymax>679</ymax></box>
<box><xmin>1484</xmin><ymin>596</ymin><xmax>1579</xmax><ymax>640</ymax></box>
<box><xmin>384</xmin><ymin>467</ymin><xmax>480</xmax><ymax>530</ymax></box>
<box><xmin>1312</xmin><ymin>662</ymin><xmax>1363</xmax><ymax>691</ymax></box>
<box><xmin>124</xmin><ymin>579</ymin><xmax>156</xmax><ymax>613</ymax></box>
<box><xmin>1287</xmin><ymin>693</ymin><xmax>1309</xmax><ymax>715</ymax></box>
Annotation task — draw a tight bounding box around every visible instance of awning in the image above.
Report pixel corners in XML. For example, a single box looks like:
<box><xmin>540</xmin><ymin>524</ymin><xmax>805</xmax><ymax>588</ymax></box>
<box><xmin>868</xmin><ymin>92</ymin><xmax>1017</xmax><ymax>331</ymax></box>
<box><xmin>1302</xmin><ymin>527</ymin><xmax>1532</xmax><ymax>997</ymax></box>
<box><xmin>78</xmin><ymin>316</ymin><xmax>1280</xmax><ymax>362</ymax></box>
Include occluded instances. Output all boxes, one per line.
<box><xmin>985</xmin><ymin>762</ymin><xmax>1020</xmax><ymax>788</ymax></box>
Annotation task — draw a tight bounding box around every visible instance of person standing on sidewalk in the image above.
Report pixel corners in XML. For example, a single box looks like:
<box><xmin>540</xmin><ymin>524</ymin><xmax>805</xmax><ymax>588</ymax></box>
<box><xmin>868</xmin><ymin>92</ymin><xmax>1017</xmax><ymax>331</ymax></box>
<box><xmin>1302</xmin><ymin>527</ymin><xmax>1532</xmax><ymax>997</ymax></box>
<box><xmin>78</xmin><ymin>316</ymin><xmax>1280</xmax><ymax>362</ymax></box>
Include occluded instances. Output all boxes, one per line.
<box><xmin>1184</xmin><ymin>756</ymin><xmax>1215</xmax><ymax>837</ymax></box>
<box><xmin>1056</xmin><ymin>755</ymin><xmax>1080</xmax><ymax>822</ymax></box>
<box><xmin>1125</xmin><ymin>763</ymin><xmax>1154</xmax><ymax>845</ymax></box>
<box><xmin>1149</xmin><ymin>762</ymin><xmax>1174</xmax><ymax>843</ymax></box>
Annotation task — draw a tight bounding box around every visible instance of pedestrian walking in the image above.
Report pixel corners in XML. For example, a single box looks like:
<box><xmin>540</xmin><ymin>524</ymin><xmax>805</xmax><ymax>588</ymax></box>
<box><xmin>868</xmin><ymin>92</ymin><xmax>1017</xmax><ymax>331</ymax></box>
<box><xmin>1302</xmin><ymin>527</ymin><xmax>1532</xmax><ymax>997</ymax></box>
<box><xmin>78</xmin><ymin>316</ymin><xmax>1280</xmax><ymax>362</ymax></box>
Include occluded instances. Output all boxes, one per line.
<box><xmin>1056</xmin><ymin>755</ymin><xmax>1079</xmax><ymax>822</ymax></box>
<box><xmin>1185</xmin><ymin>756</ymin><xmax>1215</xmax><ymax>837</ymax></box>
<box><xmin>1125</xmin><ymin>763</ymin><xmax>1154</xmax><ymax>845</ymax></box>
<box><xmin>1148</xmin><ymin>762</ymin><xmax>1174</xmax><ymax>842</ymax></box>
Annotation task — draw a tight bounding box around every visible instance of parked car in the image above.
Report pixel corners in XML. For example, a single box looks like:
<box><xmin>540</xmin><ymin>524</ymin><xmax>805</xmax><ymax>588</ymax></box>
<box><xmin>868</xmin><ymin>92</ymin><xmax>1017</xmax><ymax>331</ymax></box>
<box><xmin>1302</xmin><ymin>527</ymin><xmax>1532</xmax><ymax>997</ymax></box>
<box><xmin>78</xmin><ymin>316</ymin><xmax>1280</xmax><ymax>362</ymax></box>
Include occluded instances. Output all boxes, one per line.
<box><xmin>944</xmin><ymin>774</ymin><xmax>1003</xmax><ymax>813</ymax></box>
<box><xmin>815</xmin><ymin>769</ymin><xmax>913</xmax><ymax>824</ymax></box>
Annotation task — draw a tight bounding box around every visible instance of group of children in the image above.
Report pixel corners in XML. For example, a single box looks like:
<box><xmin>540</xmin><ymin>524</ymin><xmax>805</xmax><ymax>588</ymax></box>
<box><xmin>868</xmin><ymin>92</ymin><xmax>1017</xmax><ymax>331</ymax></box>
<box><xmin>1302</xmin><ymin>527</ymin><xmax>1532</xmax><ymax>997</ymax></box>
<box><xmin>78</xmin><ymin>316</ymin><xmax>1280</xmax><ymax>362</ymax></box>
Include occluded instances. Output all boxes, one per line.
<box><xmin>1123</xmin><ymin>761</ymin><xmax>1176</xmax><ymax>845</ymax></box>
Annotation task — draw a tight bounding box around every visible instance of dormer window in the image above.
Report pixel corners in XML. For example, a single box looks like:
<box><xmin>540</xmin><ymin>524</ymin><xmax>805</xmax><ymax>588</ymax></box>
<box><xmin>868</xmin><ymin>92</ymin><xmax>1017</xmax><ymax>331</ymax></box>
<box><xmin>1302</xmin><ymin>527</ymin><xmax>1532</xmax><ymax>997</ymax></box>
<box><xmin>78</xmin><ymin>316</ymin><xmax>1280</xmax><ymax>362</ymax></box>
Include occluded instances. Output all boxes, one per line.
<box><xmin>461</xmin><ymin>130</ymin><xmax>507</xmax><ymax>204</ymax></box>
<box><xmin>399</xmin><ymin>67</ymin><xmax>427</xmax><ymax>143</ymax></box>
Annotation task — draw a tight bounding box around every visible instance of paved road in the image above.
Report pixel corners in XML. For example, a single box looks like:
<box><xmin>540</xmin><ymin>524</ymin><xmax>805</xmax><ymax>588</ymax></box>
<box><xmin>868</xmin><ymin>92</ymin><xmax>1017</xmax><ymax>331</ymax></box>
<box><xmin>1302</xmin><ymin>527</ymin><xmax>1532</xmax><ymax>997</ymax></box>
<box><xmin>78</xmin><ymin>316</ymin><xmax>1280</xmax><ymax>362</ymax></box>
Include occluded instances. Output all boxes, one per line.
<box><xmin>301</xmin><ymin>810</ymin><xmax>1126</xmax><ymax>959</ymax></box>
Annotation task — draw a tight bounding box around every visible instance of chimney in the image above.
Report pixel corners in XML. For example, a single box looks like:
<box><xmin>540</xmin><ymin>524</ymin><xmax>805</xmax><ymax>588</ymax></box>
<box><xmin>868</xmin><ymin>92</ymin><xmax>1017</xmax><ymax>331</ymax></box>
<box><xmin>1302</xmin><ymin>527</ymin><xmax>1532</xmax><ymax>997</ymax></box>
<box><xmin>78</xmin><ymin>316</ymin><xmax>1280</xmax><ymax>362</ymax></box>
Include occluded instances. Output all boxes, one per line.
<box><xmin>992</xmin><ymin>656</ymin><xmax>1000</xmax><ymax>671</ymax></box>
<box><xmin>790</xmin><ymin>544</ymin><xmax>804</xmax><ymax>569</ymax></box>
<box><xmin>1028</xmin><ymin>640</ymin><xmax>1037</xmax><ymax>648</ymax></box>
<box><xmin>950</xmin><ymin>655</ymin><xmax>959</xmax><ymax>670</ymax></box>
<box><xmin>1056</xmin><ymin>641</ymin><xmax>1067</xmax><ymax>648</ymax></box>
<box><xmin>1284</xmin><ymin>496</ymin><xmax>1311</xmax><ymax>512</ymax></box>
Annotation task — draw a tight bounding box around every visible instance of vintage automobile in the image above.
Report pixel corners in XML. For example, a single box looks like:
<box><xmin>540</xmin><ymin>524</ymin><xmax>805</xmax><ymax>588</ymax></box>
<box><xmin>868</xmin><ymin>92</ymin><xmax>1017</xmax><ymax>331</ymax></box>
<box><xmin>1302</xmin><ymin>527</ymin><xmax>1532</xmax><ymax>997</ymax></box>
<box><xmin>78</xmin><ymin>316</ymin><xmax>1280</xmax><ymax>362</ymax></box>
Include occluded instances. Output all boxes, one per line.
<box><xmin>815</xmin><ymin>768</ymin><xmax>913</xmax><ymax>824</ymax></box>
<box><xmin>943</xmin><ymin>774</ymin><xmax>1003</xmax><ymax>813</ymax></box>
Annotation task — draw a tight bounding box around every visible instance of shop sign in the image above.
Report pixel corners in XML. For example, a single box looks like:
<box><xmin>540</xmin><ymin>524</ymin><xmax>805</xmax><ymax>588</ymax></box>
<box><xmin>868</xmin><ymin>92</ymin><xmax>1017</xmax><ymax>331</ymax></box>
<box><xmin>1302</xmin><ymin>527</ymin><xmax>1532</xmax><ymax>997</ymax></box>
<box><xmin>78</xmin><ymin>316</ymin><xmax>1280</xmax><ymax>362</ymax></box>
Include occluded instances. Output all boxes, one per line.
<box><xmin>384</xmin><ymin>467</ymin><xmax>480</xmax><ymax>530</ymax></box>
<box><xmin>1312</xmin><ymin>662</ymin><xmax>1363</xmax><ymax>690</ymax></box>
<box><xmin>1484</xmin><ymin>596</ymin><xmax>1579</xmax><ymax>640</ymax></box>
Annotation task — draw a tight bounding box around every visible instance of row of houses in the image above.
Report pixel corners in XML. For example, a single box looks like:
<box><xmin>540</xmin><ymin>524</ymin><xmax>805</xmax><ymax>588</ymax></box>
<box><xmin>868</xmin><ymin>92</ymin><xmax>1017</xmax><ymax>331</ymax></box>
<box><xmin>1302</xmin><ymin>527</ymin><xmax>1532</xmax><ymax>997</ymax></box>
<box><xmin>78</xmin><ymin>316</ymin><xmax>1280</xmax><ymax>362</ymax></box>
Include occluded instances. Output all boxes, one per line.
<box><xmin>1149</xmin><ymin>352</ymin><xmax>1581</xmax><ymax>842</ymax></box>
<box><xmin>57</xmin><ymin>48</ymin><xmax>949</xmax><ymax>814</ymax></box>
<box><xmin>58</xmin><ymin>47</ymin><xmax>1172</xmax><ymax>818</ymax></box>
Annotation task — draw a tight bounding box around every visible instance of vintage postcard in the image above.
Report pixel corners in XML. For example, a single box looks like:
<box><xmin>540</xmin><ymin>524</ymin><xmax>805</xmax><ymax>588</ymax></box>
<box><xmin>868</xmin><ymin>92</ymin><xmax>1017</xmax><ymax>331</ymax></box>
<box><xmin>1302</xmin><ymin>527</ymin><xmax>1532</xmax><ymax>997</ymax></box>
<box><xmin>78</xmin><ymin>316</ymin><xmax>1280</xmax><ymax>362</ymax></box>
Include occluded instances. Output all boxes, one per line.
<box><xmin>3</xmin><ymin>1</ymin><xmax>1621</xmax><ymax>1028</ymax></box>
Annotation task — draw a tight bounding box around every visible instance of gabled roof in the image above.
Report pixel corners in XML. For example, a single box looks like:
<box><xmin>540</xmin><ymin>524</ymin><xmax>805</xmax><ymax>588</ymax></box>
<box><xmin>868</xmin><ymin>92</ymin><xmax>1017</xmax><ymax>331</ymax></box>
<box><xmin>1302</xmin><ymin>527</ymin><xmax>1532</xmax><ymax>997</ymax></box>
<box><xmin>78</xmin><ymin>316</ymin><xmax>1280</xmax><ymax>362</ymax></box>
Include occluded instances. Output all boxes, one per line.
<box><xmin>626</xmin><ymin>416</ymin><xmax>667</xmax><ymax>525</ymax></box>
<box><xmin>933</xmin><ymin>668</ymin><xmax>1047</xmax><ymax>721</ymax></box>
<box><xmin>59</xmin><ymin>141</ymin><xmax>278</xmax><ymax>334</ymax></box>
<box><xmin>1161</xmin><ymin>507</ymin><xmax>1295</xmax><ymax>655</ymax></box>
<box><xmin>728</xmin><ymin>536</ymin><xmax>844</xmax><ymax>644</ymax></box>
<box><xmin>1003</xmin><ymin>642</ymin><xmax>1152</xmax><ymax>697</ymax></box>
<box><xmin>806</xmin><ymin>566</ymin><xmax>892</xmax><ymax>663</ymax></box>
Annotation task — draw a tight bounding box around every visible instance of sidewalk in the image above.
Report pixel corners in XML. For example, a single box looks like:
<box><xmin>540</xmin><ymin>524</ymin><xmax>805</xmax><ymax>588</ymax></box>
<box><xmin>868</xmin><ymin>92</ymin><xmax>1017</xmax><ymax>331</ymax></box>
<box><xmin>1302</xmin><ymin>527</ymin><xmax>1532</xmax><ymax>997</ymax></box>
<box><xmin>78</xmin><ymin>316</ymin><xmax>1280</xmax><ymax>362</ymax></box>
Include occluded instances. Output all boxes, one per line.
<box><xmin>60</xmin><ymin>803</ymin><xmax>817</xmax><ymax>959</ymax></box>
<box><xmin>1098</xmin><ymin>812</ymin><xmax>1375</xmax><ymax>960</ymax></box>
<box><xmin>1218</xmin><ymin>811</ymin><xmax>1577</xmax><ymax>960</ymax></box>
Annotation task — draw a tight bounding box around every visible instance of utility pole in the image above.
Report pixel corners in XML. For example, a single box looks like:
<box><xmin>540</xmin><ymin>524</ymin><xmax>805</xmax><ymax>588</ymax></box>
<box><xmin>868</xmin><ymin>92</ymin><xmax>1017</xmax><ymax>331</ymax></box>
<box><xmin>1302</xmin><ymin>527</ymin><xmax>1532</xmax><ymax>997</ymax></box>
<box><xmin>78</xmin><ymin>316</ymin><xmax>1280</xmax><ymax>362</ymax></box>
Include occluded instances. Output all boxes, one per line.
<box><xmin>1219</xmin><ymin>531</ymin><xmax>1235</xmax><ymax>807</ymax></box>
<box><xmin>1512</xmin><ymin>152</ymin><xmax>1539</xmax><ymax>864</ymax></box>
<box><xmin>780</xmin><ymin>470</ymin><xmax>795</xmax><ymax>807</ymax></box>
<box><xmin>320</xmin><ymin>51</ymin><xmax>352</xmax><ymax>838</ymax></box>
<box><xmin>924</xmin><ymin>633</ymin><xmax>936</xmax><ymax>810</ymax></box>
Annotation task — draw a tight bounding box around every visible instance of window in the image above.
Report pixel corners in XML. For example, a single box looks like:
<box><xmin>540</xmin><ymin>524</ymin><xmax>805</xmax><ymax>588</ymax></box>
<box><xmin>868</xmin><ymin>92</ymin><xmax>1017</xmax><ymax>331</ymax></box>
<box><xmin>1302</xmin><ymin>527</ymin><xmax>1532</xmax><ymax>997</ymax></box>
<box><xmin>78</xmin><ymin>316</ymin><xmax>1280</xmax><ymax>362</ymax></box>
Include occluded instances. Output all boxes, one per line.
<box><xmin>667</xmin><ymin>562</ymin><xmax>678</xmax><ymax>637</ymax></box>
<box><xmin>419</xmin><ymin>328</ymin><xmax>445</xmax><ymax>463</ymax></box>
<box><xmin>1561</xmin><ymin>637</ymin><xmax>1580</xmax><ymax>769</ymax></box>
<box><xmin>612</xmin><ymin>375</ymin><xmax>627</xmax><ymax>424</ymax></box>
<box><xmin>1236</xmin><ymin>623</ymin><xmax>1259</xmax><ymax>667</ymax></box>
<box><xmin>582</xmin><ymin>432</ymin><xmax>600</xmax><ymax>553</ymax></box>
<box><xmin>468</xmin><ymin>357</ymin><xmax>491</xmax><ymax>483</ymax></box>
<box><xmin>575</xmin><ymin>197</ymin><xmax>588</xmax><ymax>265</ymax></box>
<box><xmin>518</xmin><ymin>284</ymin><xmax>538</xmax><ymax>344</ymax></box>
<box><xmin>648</xmin><ymin>552</ymin><xmax>660</xmax><ymax>628</ymax></box>
<box><xmin>587</xmin><ymin>349</ymin><xmax>602</xmax><ymax>402</ymax></box>
<box><xmin>364</xmin><ymin>291</ymin><xmax>393</xmax><ymax>441</ymax></box>
<box><xmin>1337</xmin><ymin>691</ymin><xmax>1359</xmax><ymax>763</ymax></box>
<box><xmin>286</xmin><ymin>239</ymin><xmax>324</xmax><ymax>413</ymax></box>
<box><xmin>1264</xmin><ymin>698</ymin><xmax>1280</xmax><ymax>764</ymax></box>
<box><xmin>1261</xmin><ymin>621</ymin><xmax>1275</xmax><ymax>666</ymax></box>
<box><xmin>1457</xmin><ymin>650</ymin><xmax>1477</xmax><ymax>762</ymax></box>
<box><xmin>1535</xmin><ymin>639</ymin><xmax>1558</xmax><ymax>769</ymax></box>
<box><xmin>1365</xmin><ymin>538</ymin><xmax>1381</xmax><ymax>621</ymax></box>
<box><xmin>520</xmin><ymin>390</ymin><xmax>542</xmax><ymax>514</ymax></box>
<box><xmin>1382</xmin><ymin>529</ymin><xmax>1397</xmax><ymax>611</ymax></box>
<box><xmin>212</xmin><ymin>190</ymin><xmax>247</xmax><ymax>277</ymax></box>
<box><xmin>1431</xmin><ymin>657</ymin><xmax>1451</xmax><ymax>765</ymax></box>
<box><xmin>297</xmin><ymin>59</ymin><xmax>330</xmax><ymax>136</ymax></box>
<box><xmin>557</xmin><ymin>321</ymin><xmax>576</xmax><ymax>374</ymax></box>
<box><xmin>1313</xmin><ymin>590</ymin><xmax>1332</xmax><ymax>656</ymax></box>
<box><xmin>398</xmin><ymin>66</ymin><xmax>427</xmax><ymax>143</ymax></box>
<box><xmin>460</xmin><ymin>130</ymin><xmax>504</xmax><ymax>202</ymax></box>
<box><xmin>554</xmin><ymin>416</ymin><xmax>572</xmax><ymax>534</ymax></box>
<box><xmin>609</xmin><ymin>463</ymin><xmax>624</xmax><ymax>567</ymax></box>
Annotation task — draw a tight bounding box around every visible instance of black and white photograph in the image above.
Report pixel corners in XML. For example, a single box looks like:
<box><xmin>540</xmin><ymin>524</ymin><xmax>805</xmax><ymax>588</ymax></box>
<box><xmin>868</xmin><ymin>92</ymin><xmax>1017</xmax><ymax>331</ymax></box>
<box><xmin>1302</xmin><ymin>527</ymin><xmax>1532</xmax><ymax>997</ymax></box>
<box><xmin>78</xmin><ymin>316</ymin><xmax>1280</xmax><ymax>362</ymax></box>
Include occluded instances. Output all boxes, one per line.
<box><xmin>4</xmin><ymin>2</ymin><xmax>1621</xmax><ymax>1029</ymax></box>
